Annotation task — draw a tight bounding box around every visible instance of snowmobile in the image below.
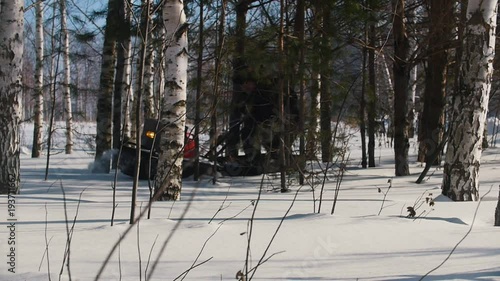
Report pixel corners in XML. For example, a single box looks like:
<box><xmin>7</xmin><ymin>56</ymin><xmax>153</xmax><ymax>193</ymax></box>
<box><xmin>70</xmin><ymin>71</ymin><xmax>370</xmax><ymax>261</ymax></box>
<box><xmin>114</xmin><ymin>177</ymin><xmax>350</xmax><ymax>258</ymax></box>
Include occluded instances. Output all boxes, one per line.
<box><xmin>118</xmin><ymin>119</ymin><xmax>281</xmax><ymax>179</ymax></box>
<box><xmin>118</xmin><ymin>119</ymin><xmax>202</xmax><ymax>179</ymax></box>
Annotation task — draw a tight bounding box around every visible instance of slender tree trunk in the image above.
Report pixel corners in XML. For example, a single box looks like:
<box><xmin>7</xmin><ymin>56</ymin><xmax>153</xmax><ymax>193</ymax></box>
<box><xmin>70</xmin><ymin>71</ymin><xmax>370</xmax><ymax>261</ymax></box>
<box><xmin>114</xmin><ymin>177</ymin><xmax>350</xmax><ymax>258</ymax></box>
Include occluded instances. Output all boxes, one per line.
<box><xmin>367</xmin><ymin>13</ymin><xmax>377</xmax><ymax>167</ymax></box>
<box><xmin>141</xmin><ymin>0</ymin><xmax>155</xmax><ymax>120</ymax></box>
<box><xmin>418</xmin><ymin>0</ymin><xmax>453</xmax><ymax>165</ymax></box>
<box><xmin>93</xmin><ymin>0</ymin><xmax>120</xmax><ymax>173</ymax></box>
<box><xmin>154</xmin><ymin>0</ymin><xmax>188</xmax><ymax>201</ymax></box>
<box><xmin>392</xmin><ymin>0</ymin><xmax>410</xmax><ymax>176</ymax></box>
<box><xmin>442</xmin><ymin>0</ymin><xmax>497</xmax><ymax>201</ymax></box>
<box><xmin>306</xmin><ymin>73</ymin><xmax>320</xmax><ymax>160</ymax></box>
<box><xmin>45</xmin><ymin>1</ymin><xmax>60</xmax><ymax>181</ymax></box>
<box><xmin>60</xmin><ymin>0</ymin><xmax>73</xmax><ymax>154</ymax></box>
<box><xmin>406</xmin><ymin>0</ymin><xmax>418</xmax><ymax>139</ymax></box>
<box><xmin>319</xmin><ymin>5</ymin><xmax>332</xmax><ymax>162</ymax></box>
<box><xmin>278</xmin><ymin>0</ymin><xmax>287</xmax><ymax>192</ymax></box>
<box><xmin>194</xmin><ymin>0</ymin><xmax>204</xmax><ymax>181</ymax></box>
<box><xmin>155</xmin><ymin>28</ymin><xmax>166</xmax><ymax>116</ymax></box>
<box><xmin>360</xmin><ymin>12</ymin><xmax>368</xmax><ymax>168</ymax></box>
<box><xmin>0</xmin><ymin>0</ymin><xmax>24</xmax><ymax>194</ymax></box>
<box><xmin>112</xmin><ymin>0</ymin><xmax>131</xmax><ymax>169</ymax></box>
<box><xmin>210</xmin><ymin>0</ymin><xmax>227</xmax><ymax>184</ymax></box>
<box><xmin>121</xmin><ymin>6</ymin><xmax>133</xmax><ymax>142</ymax></box>
<box><xmin>294</xmin><ymin>0</ymin><xmax>306</xmax><ymax>182</ymax></box>
<box><xmin>130</xmin><ymin>0</ymin><xmax>150</xmax><ymax>223</ymax></box>
<box><xmin>377</xmin><ymin>51</ymin><xmax>394</xmax><ymax>139</ymax></box>
<box><xmin>32</xmin><ymin>0</ymin><xmax>44</xmax><ymax>158</ymax></box>
<box><xmin>227</xmin><ymin>0</ymin><xmax>251</xmax><ymax>158</ymax></box>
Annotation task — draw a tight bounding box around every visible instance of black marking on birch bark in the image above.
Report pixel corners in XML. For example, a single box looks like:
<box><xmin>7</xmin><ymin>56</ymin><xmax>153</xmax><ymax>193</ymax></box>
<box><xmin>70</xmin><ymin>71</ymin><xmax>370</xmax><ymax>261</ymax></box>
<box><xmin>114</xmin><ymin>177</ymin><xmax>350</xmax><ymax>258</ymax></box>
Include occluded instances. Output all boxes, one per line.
<box><xmin>175</xmin><ymin>23</ymin><xmax>189</xmax><ymax>41</ymax></box>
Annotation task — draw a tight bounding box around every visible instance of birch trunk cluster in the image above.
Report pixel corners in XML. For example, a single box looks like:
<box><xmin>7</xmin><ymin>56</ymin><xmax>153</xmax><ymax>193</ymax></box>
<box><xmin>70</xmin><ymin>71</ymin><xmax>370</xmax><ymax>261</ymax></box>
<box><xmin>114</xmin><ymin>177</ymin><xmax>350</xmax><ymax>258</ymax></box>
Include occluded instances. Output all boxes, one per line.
<box><xmin>442</xmin><ymin>0</ymin><xmax>497</xmax><ymax>201</ymax></box>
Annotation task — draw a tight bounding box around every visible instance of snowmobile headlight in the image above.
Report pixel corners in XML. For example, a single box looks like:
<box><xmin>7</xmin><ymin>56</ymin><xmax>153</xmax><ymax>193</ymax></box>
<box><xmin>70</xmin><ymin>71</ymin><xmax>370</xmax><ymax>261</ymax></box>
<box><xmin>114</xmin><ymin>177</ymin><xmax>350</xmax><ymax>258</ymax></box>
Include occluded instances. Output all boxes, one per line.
<box><xmin>145</xmin><ymin>131</ymin><xmax>156</xmax><ymax>139</ymax></box>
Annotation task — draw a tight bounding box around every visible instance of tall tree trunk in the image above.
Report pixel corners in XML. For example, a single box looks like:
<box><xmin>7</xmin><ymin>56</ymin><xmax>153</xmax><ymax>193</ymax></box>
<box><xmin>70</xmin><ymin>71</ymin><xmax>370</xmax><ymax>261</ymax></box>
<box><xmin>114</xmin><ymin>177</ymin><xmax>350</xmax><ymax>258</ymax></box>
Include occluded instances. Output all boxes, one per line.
<box><xmin>367</xmin><ymin>7</ymin><xmax>377</xmax><ymax>167</ymax></box>
<box><xmin>377</xmin><ymin>51</ymin><xmax>394</xmax><ymax>137</ymax></box>
<box><xmin>0</xmin><ymin>0</ymin><xmax>24</xmax><ymax>194</ymax></box>
<box><xmin>406</xmin><ymin>0</ymin><xmax>418</xmax><ymax>139</ymax></box>
<box><xmin>32</xmin><ymin>0</ymin><xmax>44</xmax><ymax>158</ymax></box>
<box><xmin>93</xmin><ymin>0</ymin><xmax>120</xmax><ymax>173</ymax></box>
<box><xmin>294</xmin><ymin>0</ymin><xmax>306</xmax><ymax>182</ymax></box>
<box><xmin>306</xmin><ymin>73</ymin><xmax>320</xmax><ymax>160</ymax></box>
<box><xmin>278</xmin><ymin>0</ymin><xmax>287</xmax><ymax>192</ymax></box>
<box><xmin>360</xmin><ymin>38</ymin><xmax>368</xmax><ymax>169</ymax></box>
<box><xmin>392</xmin><ymin>0</ymin><xmax>411</xmax><ymax>176</ymax></box>
<box><xmin>418</xmin><ymin>0</ymin><xmax>453</xmax><ymax>165</ymax></box>
<box><xmin>194</xmin><ymin>0</ymin><xmax>204</xmax><ymax>181</ymax></box>
<box><xmin>442</xmin><ymin>0</ymin><xmax>497</xmax><ymax>201</ymax></box>
<box><xmin>319</xmin><ymin>4</ymin><xmax>332</xmax><ymax>162</ymax></box>
<box><xmin>155</xmin><ymin>0</ymin><xmax>188</xmax><ymax>201</ymax></box>
<box><xmin>227</xmin><ymin>0</ymin><xmax>251</xmax><ymax>158</ymax></box>
<box><xmin>141</xmin><ymin>0</ymin><xmax>155</xmax><ymax>120</ymax></box>
<box><xmin>60</xmin><ymin>0</ymin><xmax>73</xmax><ymax>154</ymax></box>
<box><xmin>112</xmin><ymin>0</ymin><xmax>131</xmax><ymax>168</ymax></box>
<box><xmin>210</xmin><ymin>0</ymin><xmax>227</xmax><ymax>184</ymax></box>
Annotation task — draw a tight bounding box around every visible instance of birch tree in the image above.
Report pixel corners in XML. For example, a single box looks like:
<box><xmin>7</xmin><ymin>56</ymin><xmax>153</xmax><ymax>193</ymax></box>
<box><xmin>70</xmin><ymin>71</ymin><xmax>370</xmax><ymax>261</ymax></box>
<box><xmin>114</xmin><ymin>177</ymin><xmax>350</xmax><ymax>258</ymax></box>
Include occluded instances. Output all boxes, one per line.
<box><xmin>442</xmin><ymin>0</ymin><xmax>498</xmax><ymax>201</ymax></box>
<box><xmin>0</xmin><ymin>0</ymin><xmax>24</xmax><ymax>194</ymax></box>
<box><xmin>60</xmin><ymin>0</ymin><xmax>73</xmax><ymax>154</ymax></box>
<box><xmin>154</xmin><ymin>0</ymin><xmax>188</xmax><ymax>201</ymax></box>
<box><xmin>140</xmin><ymin>0</ymin><xmax>156</xmax><ymax>119</ymax></box>
<box><xmin>32</xmin><ymin>0</ymin><xmax>44</xmax><ymax>158</ymax></box>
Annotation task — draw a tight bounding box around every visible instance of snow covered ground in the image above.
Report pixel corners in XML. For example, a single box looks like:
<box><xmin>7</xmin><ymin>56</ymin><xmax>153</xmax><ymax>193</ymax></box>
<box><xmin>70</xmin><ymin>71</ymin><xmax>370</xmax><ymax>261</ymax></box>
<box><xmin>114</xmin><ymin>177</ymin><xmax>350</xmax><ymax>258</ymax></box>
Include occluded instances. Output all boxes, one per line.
<box><xmin>1</xmin><ymin>122</ymin><xmax>499</xmax><ymax>280</ymax></box>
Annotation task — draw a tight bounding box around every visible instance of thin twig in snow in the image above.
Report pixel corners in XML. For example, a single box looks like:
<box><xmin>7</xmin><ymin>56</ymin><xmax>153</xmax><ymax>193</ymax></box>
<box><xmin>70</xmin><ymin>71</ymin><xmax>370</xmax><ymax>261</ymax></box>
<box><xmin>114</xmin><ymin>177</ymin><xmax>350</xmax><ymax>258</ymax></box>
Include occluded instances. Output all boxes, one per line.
<box><xmin>144</xmin><ymin>234</ymin><xmax>159</xmax><ymax>278</ymax></box>
<box><xmin>419</xmin><ymin>184</ymin><xmax>493</xmax><ymax>280</ymax></box>
<box><xmin>174</xmin><ymin>257</ymin><xmax>214</xmax><ymax>280</ymax></box>
<box><xmin>209</xmin><ymin>184</ymin><xmax>232</xmax><ymax>224</ymax></box>
<box><xmin>39</xmin><ymin>203</ymin><xmax>53</xmax><ymax>281</ymax></box>
<box><xmin>177</xmin><ymin>224</ymin><xmax>222</xmax><ymax>280</ymax></box>
<box><xmin>249</xmin><ymin>186</ymin><xmax>302</xmax><ymax>280</ymax></box>
<box><xmin>145</xmin><ymin>192</ymin><xmax>196</xmax><ymax>281</ymax></box>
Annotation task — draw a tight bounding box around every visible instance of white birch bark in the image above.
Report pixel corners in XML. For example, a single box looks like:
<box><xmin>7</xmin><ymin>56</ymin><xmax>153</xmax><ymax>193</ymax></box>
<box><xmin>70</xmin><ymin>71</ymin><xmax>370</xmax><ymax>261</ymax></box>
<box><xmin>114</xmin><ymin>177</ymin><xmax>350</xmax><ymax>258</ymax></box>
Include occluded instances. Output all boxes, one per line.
<box><xmin>155</xmin><ymin>0</ymin><xmax>188</xmax><ymax>201</ymax></box>
<box><xmin>140</xmin><ymin>0</ymin><xmax>156</xmax><ymax>119</ymax></box>
<box><xmin>442</xmin><ymin>0</ymin><xmax>498</xmax><ymax>201</ymax></box>
<box><xmin>376</xmin><ymin>51</ymin><xmax>394</xmax><ymax>130</ymax></box>
<box><xmin>0</xmin><ymin>0</ymin><xmax>24</xmax><ymax>194</ymax></box>
<box><xmin>143</xmin><ymin>35</ymin><xmax>156</xmax><ymax>119</ymax></box>
<box><xmin>155</xmin><ymin>30</ymin><xmax>165</xmax><ymax>114</ymax></box>
<box><xmin>408</xmin><ymin>63</ymin><xmax>417</xmax><ymax>138</ymax></box>
<box><xmin>121</xmin><ymin>36</ymin><xmax>133</xmax><ymax>141</ymax></box>
<box><xmin>60</xmin><ymin>0</ymin><xmax>73</xmax><ymax>154</ymax></box>
<box><xmin>32</xmin><ymin>0</ymin><xmax>44</xmax><ymax>158</ymax></box>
